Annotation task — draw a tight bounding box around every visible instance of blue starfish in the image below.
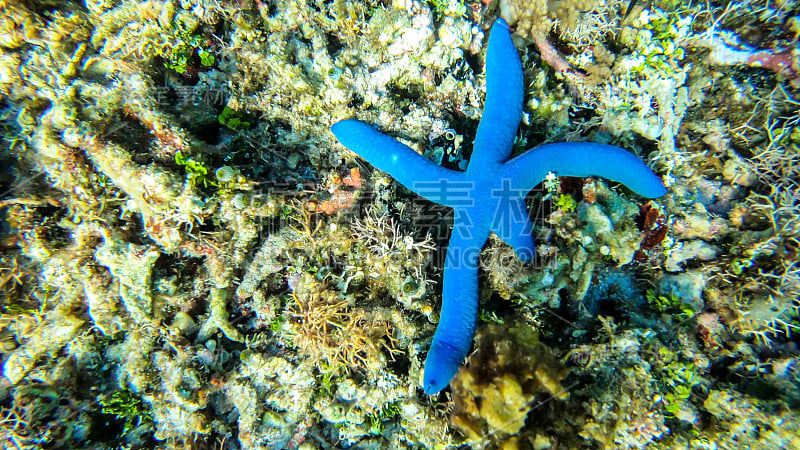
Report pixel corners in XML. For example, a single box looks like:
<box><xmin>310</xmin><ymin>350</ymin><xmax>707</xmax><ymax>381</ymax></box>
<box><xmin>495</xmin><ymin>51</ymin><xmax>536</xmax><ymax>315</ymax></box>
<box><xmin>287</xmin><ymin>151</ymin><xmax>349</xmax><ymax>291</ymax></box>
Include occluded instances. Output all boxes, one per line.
<box><xmin>331</xmin><ymin>18</ymin><xmax>666</xmax><ymax>394</ymax></box>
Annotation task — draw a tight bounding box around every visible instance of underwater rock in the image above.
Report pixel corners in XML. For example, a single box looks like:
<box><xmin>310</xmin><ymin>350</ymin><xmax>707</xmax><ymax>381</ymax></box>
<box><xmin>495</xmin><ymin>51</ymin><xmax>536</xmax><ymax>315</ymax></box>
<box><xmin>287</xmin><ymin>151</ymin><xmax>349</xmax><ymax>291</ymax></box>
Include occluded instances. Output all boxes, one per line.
<box><xmin>3</xmin><ymin>315</ymin><xmax>84</xmax><ymax>384</ymax></box>
<box><xmin>656</xmin><ymin>271</ymin><xmax>707</xmax><ymax>315</ymax></box>
<box><xmin>95</xmin><ymin>236</ymin><xmax>161</xmax><ymax>325</ymax></box>
<box><xmin>665</xmin><ymin>240</ymin><xmax>717</xmax><ymax>272</ymax></box>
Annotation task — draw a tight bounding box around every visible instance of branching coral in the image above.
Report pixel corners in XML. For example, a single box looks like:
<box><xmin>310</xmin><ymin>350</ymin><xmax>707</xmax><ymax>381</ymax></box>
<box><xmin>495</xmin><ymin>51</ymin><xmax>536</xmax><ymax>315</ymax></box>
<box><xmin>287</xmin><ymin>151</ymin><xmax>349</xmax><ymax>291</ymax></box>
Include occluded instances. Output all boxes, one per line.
<box><xmin>499</xmin><ymin>0</ymin><xmax>625</xmax><ymax>45</ymax></box>
<box><xmin>714</xmin><ymin>87</ymin><xmax>800</xmax><ymax>342</ymax></box>
<box><xmin>350</xmin><ymin>204</ymin><xmax>435</xmax><ymax>313</ymax></box>
<box><xmin>498</xmin><ymin>0</ymin><xmax>627</xmax><ymax>78</ymax></box>
<box><xmin>285</xmin><ymin>274</ymin><xmax>398</xmax><ymax>377</ymax></box>
<box><xmin>686</xmin><ymin>1</ymin><xmax>800</xmax><ymax>88</ymax></box>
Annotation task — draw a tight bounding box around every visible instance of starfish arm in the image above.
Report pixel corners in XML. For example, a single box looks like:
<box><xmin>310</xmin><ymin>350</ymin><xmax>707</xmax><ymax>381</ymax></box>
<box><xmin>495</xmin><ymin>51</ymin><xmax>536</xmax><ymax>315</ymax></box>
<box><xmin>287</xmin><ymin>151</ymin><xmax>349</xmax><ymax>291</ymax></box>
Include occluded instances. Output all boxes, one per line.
<box><xmin>468</xmin><ymin>18</ymin><xmax>524</xmax><ymax>170</ymax></box>
<box><xmin>332</xmin><ymin>119</ymin><xmax>466</xmax><ymax>205</ymax></box>
<box><xmin>423</xmin><ymin>226</ymin><xmax>485</xmax><ymax>394</ymax></box>
<box><xmin>490</xmin><ymin>197</ymin><xmax>536</xmax><ymax>263</ymax></box>
<box><xmin>502</xmin><ymin>142</ymin><xmax>667</xmax><ymax>198</ymax></box>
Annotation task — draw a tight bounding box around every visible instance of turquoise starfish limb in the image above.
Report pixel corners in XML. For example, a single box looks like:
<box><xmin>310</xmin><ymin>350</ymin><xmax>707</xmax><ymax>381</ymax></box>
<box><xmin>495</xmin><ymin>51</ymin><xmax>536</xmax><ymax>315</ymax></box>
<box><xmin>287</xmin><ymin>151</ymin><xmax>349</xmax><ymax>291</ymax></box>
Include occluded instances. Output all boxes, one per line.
<box><xmin>470</xmin><ymin>13</ymin><xmax>524</xmax><ymax>168</ymax></box>
<box><xmin>331</xmin><ymin>18</ymin><xmax>666</xmax><ymax>394</ymax></box>
<box><xmin>330</xmin><ymin>119</ymin><xmax>467</xmax><ymax>206</ymax></box>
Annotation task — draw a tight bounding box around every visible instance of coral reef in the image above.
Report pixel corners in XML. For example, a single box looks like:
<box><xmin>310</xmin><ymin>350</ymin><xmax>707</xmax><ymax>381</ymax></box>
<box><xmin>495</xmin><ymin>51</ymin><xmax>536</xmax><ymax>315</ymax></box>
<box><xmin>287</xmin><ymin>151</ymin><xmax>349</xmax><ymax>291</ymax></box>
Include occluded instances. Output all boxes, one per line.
<box><xmin>0</xmin><ymin>0</ymin><xmax>799</xmax><ymax>448</ymax></box>
<box><xmin>285</xmin><ymin>273</ymin><xmax>397</xmax><ymax>377</ymax></box>
<box><xmin>500</xmin><ymin>0</ymin><xmax>625</xmax><ymax>44</ymax></box>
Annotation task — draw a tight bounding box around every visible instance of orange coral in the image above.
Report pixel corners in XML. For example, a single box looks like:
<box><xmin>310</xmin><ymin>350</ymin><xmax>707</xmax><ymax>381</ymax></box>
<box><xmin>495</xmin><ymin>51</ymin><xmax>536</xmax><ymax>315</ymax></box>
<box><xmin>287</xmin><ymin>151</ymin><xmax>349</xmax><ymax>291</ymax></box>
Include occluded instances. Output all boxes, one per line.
<box><xmin>310</xmin><ymin>168</ymin><xmax>362</xmax><ymax>215</ymax></box>
<box><xmin>343</xmin><ymin>167</ymin><xmax>362</xmax><ymax>188</ymax></box>
<box><xmin>311</xmin><ymin>189</ymin><xmax>356</xmax><ymax>215</ymax></box>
